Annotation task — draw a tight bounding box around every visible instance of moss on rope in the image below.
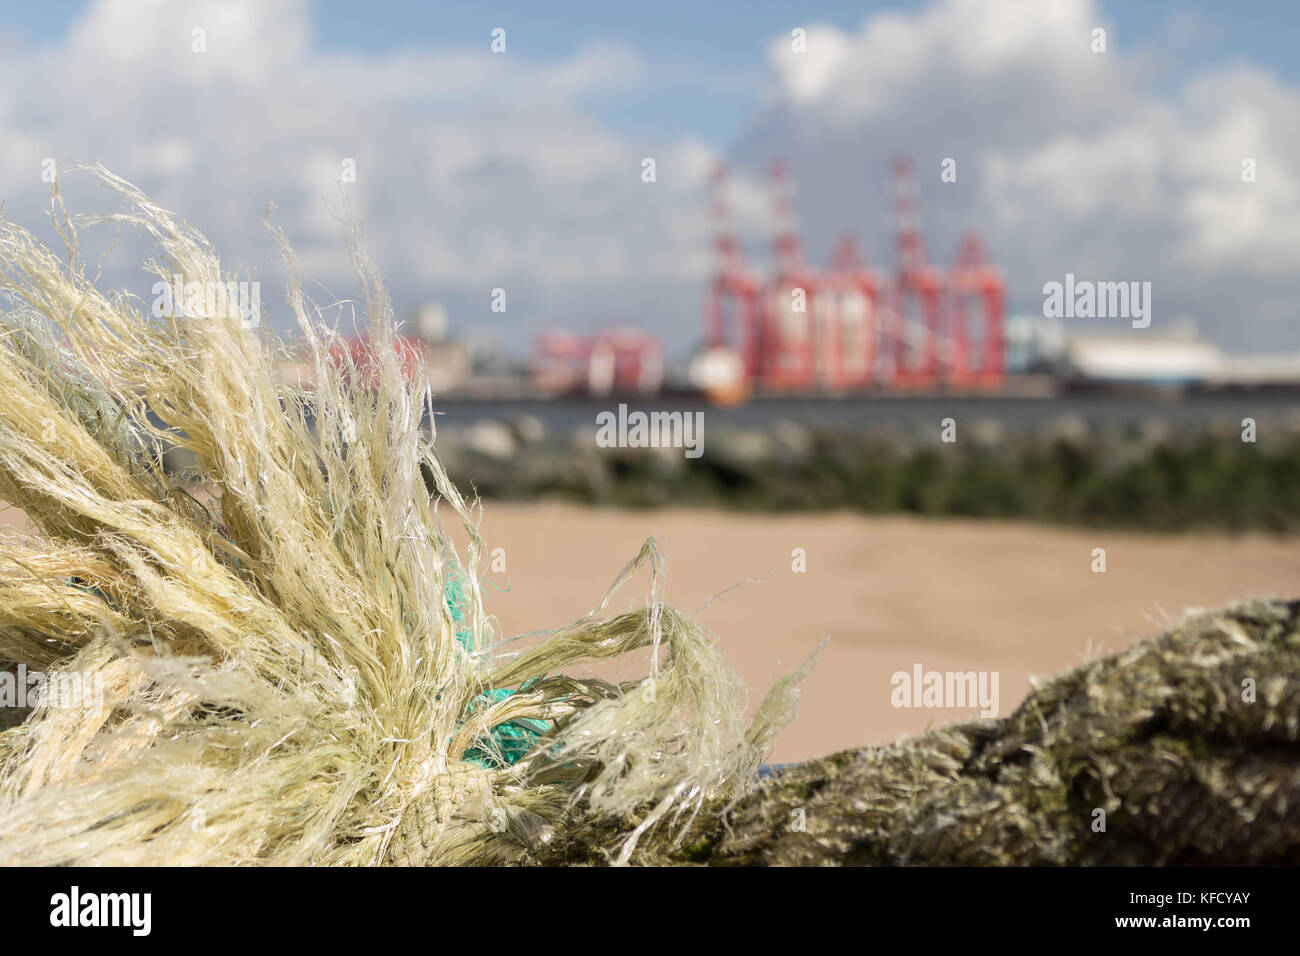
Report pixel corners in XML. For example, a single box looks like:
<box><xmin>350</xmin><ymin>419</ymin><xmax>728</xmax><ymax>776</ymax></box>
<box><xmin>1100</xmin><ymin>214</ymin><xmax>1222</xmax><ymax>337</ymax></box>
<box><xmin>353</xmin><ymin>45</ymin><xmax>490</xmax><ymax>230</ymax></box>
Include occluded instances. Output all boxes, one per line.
<box><xmin>528</xmin><ymin>597</ymin><xmax>1300</xmax><ymax>866</ymax></box>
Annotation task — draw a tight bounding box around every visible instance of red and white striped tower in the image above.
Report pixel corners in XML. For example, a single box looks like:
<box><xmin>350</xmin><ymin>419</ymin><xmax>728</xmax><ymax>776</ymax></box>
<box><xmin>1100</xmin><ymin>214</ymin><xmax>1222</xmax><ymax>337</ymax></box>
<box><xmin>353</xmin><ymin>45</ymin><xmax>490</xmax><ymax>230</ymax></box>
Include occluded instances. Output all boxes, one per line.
<box><xmin>890</xmin><ymin>157</ymin><xmax>944</xmax><ymax>388</ymax></box>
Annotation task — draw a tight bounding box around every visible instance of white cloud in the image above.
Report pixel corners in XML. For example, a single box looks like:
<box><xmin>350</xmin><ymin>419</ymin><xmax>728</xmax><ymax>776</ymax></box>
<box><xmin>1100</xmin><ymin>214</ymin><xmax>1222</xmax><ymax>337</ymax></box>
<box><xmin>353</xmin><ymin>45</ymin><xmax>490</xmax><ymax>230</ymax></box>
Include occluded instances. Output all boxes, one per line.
<box><xmin>0</xmin><ymin>0</ymin><xmax>720</xmax><ymax>350</ymax></box>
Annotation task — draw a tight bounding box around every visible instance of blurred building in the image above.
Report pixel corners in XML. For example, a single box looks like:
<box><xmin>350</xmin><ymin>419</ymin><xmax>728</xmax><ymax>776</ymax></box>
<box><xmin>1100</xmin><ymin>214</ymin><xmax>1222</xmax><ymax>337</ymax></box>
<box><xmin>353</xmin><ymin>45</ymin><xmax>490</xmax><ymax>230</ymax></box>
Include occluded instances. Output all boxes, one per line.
<box><xmin>1064</xmin><ymin>327</ymin><xmax>1220</xmax><ymax>387</ymax></box>
<box><xmin>531</xmin><ymin>326</ymin><xmax>664</xmax><ymax>396</ymax></box>
<box><xmin>1004</xmin><ymin>314</ymin><xmax>1067</xmax><ymax>373</ymax></box>
<box><xmin>1061</xmin><ymin>322</ymin><xmax>1300</xmax><ymax>390</ymax></box>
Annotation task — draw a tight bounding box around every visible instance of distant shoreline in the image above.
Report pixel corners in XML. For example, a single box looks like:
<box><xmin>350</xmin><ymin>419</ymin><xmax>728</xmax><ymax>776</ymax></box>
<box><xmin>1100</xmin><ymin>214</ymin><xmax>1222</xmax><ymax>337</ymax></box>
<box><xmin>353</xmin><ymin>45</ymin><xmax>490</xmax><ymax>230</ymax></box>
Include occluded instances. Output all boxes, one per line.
<box><xmin>425</xmin><ymin>392</ymin><xmax>1300</xmax><ymax>432</ymax></box>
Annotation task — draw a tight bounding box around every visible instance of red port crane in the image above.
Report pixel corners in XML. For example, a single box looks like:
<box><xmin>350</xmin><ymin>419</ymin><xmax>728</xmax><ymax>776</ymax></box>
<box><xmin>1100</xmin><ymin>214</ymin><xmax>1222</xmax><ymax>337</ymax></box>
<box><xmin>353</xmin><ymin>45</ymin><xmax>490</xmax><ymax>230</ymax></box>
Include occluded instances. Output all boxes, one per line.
<box><xmin>946</xmin><ymin>230</ymin><xmax>1006</xmax><ymax>389</ymax></box>
<box><xmin>824</xmin><ymin>234</ymin><xmax>881</xmax><ymax>390</ymax></box>
<box><xmin>761</xmin><ymin>159</ymin><xmax>819</xmax><ymax>391</ymax></box>
<box><xmin>697</xmin><ymin>155</ymin><xmax>1005</xmax><ymax>398</ymax></box>
<box><xmin>889</xmin><ymin>157</ymin><xmax>944</xmax><ymax>389</ymax></box>
<box><xmin>703</xmin><ymin>163</ymin><xmax>761</xmax><ymax>377</ymax></box>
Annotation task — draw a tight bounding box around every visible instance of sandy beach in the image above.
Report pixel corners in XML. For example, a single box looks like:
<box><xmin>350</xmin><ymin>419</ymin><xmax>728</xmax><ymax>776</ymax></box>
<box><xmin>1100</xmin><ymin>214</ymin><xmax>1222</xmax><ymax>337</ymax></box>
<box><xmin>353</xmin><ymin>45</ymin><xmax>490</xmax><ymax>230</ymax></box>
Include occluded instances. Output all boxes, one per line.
<box><xmin>462</xmin><ymin>504</ymin><xmax>1300</xmax><ymax>762</ymax></box>
<box><xmin>8</xmin><ymin>499</ymin><xmax>1297</xmax><ymax>763</ymax></box>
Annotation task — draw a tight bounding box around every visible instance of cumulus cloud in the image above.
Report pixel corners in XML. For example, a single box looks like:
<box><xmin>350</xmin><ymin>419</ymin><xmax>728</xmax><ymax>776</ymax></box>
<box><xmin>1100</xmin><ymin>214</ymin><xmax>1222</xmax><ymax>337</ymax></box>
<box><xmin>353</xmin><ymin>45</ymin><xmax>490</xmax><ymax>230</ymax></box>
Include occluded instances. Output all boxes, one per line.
<box><xmin>0</xmin><ymin>0</ymin><xmax>719</xmax><ymax>350</ymax></box>
<box><xmin>742</xmin><ymin>0</ymin><xmax>1300</xmax><ymax>350</ymax></box>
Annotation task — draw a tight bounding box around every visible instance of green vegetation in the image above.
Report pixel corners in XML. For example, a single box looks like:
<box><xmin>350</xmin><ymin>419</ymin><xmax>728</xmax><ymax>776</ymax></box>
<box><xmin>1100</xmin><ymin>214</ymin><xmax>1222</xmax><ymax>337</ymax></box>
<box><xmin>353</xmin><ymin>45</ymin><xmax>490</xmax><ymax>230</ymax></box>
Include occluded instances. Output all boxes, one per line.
<box><xmin>439</xmin><ymin>419</ymin><xmax>1300</xmax><ymax>532</ymax></box>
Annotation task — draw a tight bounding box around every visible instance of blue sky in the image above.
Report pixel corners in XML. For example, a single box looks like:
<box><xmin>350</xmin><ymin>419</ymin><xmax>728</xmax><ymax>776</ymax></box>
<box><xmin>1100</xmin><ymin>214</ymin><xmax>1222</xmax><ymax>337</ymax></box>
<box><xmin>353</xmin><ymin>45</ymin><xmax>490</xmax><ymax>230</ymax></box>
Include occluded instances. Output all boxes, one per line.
<box><xmin>0</xmin><ymin>0</ymin><xmax>1297</xmax><ymax>354</ymax></box>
